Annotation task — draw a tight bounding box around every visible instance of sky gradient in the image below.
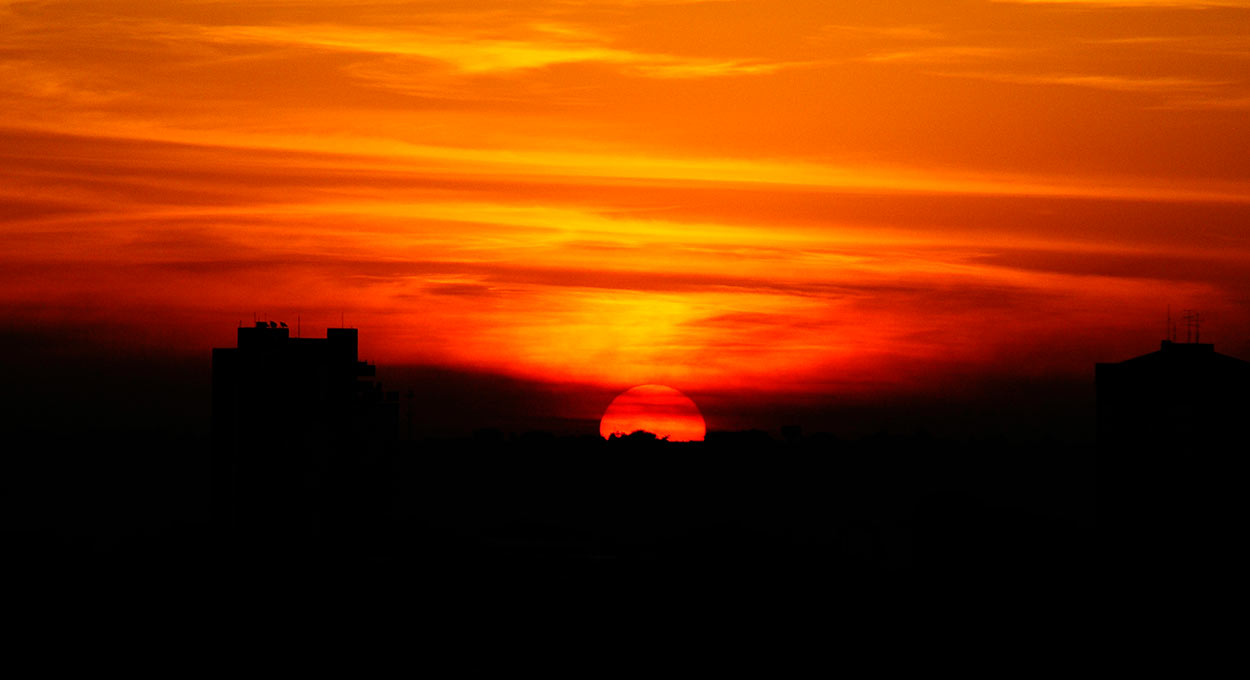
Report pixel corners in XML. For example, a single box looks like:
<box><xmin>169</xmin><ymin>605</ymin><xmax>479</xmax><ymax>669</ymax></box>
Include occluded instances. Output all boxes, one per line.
<box><xmin>4</xmin><ymin>1</ymin><xmax>1249</xmax><ymax>430</ymax></box>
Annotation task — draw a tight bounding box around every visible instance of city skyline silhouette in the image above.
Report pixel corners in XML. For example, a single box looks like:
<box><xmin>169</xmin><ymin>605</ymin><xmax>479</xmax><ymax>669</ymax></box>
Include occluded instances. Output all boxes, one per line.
<box><xmin>4</xmin><ymin>314</ymin><xmax>1246</xmax><ymax>617</ymax></box>
<box><xmin>5</xmin><ymin>1</ymin><xmax>1250</xmax><ymax>616</ymax></box>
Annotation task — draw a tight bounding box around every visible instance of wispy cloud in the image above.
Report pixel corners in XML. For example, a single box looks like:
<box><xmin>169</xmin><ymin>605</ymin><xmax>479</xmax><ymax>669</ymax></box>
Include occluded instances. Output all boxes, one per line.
<box><xmin>816</xmin><ymin>24</ymin><xmax>947</xmax><ymax>41</ymax></box>
<box><xmin>198</xmin><ymin>22</ymin><xmax>795</xmax><ymax>78</ymax></box>
<box><xmin>0</xmin><ymin>60</ymin><xmax>126</xmax><ymax>104</ymax></box>
<box><xmin>994</xmin><ymin>0</ymin><xmax>1250</xmax><ymax>7</ymax></box>
<box><xmin>934</xmin><ymin>69</ymin><xmax>1232</xmax><ymax>93</ymax></box>
<box><xmin>629</xmin><ymin>60</ymin><xmax>809</xmax><ymax>78</ymax></box>
<box><xmin>1084</xmin><ymin>34</ymin><xmax>1250</xmax><ymax>57</ymax></box>
<box><xmin>861</xmin><ymin>46</ymin><xmax>1018</xmax><ymax>64</ymax></box>
<box><xmin>1151</xmin><ymin>94</ymin><xmax>1250</xmax><ymax>109</ymax></box>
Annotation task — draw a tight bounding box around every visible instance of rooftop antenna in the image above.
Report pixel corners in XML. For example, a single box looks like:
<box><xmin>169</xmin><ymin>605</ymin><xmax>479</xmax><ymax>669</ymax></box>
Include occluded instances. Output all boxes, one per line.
<box><xmin>1181</xmin><ymin>309</ymin><xmax>1201</xmax><ymax>343</ymax></box>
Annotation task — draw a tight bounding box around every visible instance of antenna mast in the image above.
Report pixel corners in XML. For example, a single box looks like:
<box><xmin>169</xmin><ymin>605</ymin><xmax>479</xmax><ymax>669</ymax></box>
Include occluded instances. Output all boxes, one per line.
<box><xmin>1181</xmin><ymin>309</ymin><xmax>1202</xmax><ymax>343</ymax></box>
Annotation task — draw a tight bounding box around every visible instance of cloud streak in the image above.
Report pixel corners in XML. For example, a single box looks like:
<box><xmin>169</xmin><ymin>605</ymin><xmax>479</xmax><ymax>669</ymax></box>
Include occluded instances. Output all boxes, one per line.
<box><xmin>935</xmin><ymin>70</ymin><xmax>1232</xmax><ymax>92</ymax></box>
<box><xmin>995</xmin><ymin>1</ymin><xmax>1250</xmax><ymax>7</ymax></box>
<box><xmin>198</xmin><ymin>22</ymin><xmax>797</xmax><ymax>78</ymax></box>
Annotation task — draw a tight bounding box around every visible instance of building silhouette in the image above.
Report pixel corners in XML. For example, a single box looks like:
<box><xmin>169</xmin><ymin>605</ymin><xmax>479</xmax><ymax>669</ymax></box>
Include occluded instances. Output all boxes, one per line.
<box><xmin>1096</xmin><ymin>338</ymin><xmax>1249</xmax><ymax>569</ymax></box>
<box><xmin>1097</xmin><ymin>339</ymin><xmax>1250</xmax><ymax>453</ymax></box>
<box><xmin>211</xmin><ymin>322</ymin><xmax>397</xmax><ymax>549</ymax></box>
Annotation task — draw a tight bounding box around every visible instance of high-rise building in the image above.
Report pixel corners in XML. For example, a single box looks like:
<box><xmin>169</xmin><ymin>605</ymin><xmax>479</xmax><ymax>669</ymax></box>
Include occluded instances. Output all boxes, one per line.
<box><xmin>1097</xmin><ymin>339</ymin><xmax>1250</xmax><ymax>454</ymax></box>
<box><xmin>1096</xmin><ymin>338</ymin><xmax>1249</xmax><ymax>571</ymax></box>
<box><xmin>211</xmin><ymin>322</ymin><xmax>397</xmax><ymax>545</ymax></box>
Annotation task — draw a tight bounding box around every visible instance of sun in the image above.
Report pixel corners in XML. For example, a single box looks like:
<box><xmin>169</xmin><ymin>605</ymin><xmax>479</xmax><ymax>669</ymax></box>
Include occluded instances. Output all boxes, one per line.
<box><xmin>599</xmin><ymin>384</ymin><xmax>706</xmax><ymax>442</ymax></box>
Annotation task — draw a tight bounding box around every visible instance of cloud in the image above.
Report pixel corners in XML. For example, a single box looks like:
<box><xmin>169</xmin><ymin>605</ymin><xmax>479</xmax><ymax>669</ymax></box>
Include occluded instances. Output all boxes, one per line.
<box><xmin>199</xmin><ymin>24</ymin><xmax>626</xmax><ymax>73</ymax></box>
<box><xmin>1151</xmin><ymin>95</ymin><xmax>1250</xmax><ymax>109</ymax></box>
<box><xmin>934</xmin><ymin>69</ymin><xmax>1231</xmax><ymax>93</ymax></box>
<box><xmin>0</xmin><ymin>60</ymin><xmax>126</xmax><ymax>104</ymax></box>
<box><xmin>422</xmin><ymin>282</ymin><xmax>501</xmax><ymax>298</ymax></box>
<box><xmin>197</xmin><ymin>22</ymin><xmax>796</xmax><ymax>79</ymax></box>
<box><xmin>817</xmin><ymin>24</ymin><xmax>947</xmax><ymax>42</ymax></box>
<box><xmin>628</xmin><ymin>60</ymin><xmax>808</xmax><ymax>78</ymax></box>
<box><xmin>993</xmin><ymin>0</ymin><xmax>1250</xmax><ymax>7</ymax></box>
<box><xmin>861</xmin><ymin>46</ymin><xmax>1019</xmax><ymax>64</ymax></box>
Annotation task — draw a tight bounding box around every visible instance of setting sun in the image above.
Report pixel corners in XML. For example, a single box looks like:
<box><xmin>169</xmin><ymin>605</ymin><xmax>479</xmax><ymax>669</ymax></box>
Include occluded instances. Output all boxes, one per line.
<box><xmin>600</xmin><ymin>385</ymin><xmax>707</xmax><ymax>442</ymax></box>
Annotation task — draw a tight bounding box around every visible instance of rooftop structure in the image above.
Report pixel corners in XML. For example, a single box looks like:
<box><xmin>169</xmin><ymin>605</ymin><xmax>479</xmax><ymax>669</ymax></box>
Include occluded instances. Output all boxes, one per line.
<box><xmin>1096</xmin><ymin>339</ymin><xmax>1250</xmax><ymax>454</ymax></box>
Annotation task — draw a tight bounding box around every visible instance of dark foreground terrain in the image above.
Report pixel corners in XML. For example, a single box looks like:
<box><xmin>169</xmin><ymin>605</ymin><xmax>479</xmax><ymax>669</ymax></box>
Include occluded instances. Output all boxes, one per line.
<box><xmin>2</xmin><ymin>428</ymin><xmax>1096</xmax><ymax>608</ymax></box>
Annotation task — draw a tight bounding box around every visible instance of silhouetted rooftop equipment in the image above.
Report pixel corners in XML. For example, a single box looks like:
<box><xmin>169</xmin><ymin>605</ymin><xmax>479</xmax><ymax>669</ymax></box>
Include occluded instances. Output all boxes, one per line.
<box><xmin>1181</xmin><ymin>309</ymin><xmax>1201</xmax><ymax>344</ymax></box>
<box><xmin>250</xmin><ymin>320</ymin><xmax>298</xmax><ymax>331</ymax></box>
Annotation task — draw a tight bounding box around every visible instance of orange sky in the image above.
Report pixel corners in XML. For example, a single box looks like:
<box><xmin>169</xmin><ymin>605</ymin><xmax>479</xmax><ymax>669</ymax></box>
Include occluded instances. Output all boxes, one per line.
<box><xmin>3</xmin><ymin>1</ymin><xmax>1250</xmax><ymax>420</ymax></box>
